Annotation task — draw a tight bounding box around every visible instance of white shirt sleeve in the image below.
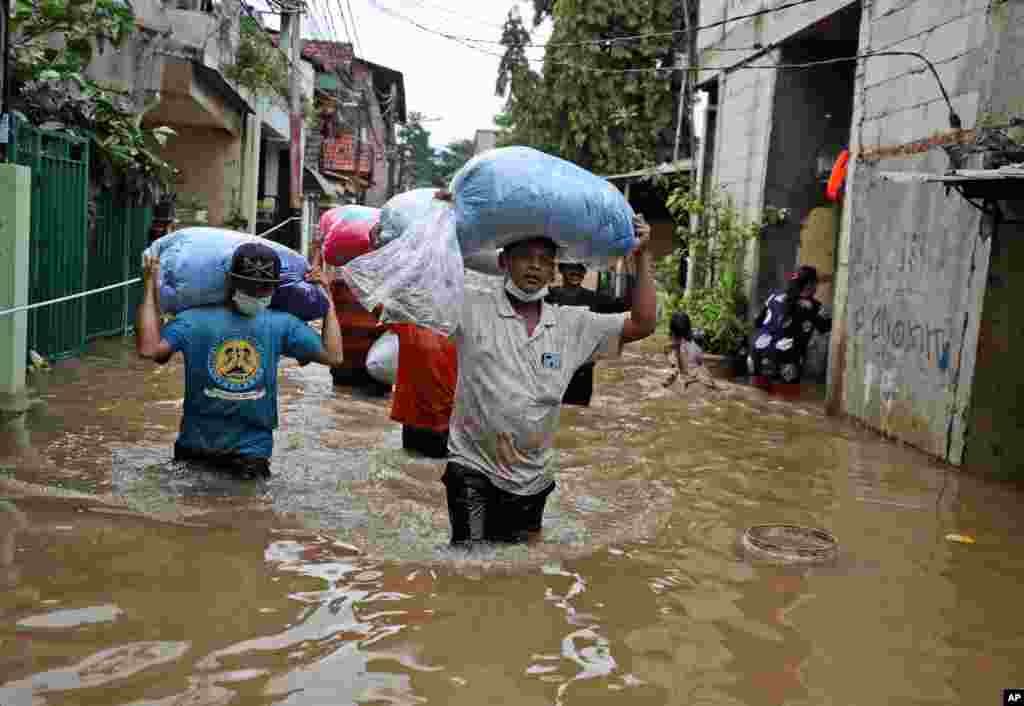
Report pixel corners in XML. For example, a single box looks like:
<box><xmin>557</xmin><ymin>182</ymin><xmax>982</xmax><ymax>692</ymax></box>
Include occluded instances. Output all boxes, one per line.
<box><xmin>571</xmin><ymin>310</ymin><xmax>628</xmax><ymax>368</ymax></box>
<box><xmin>454</xmin><ymin>286</ymin><xmax>486</xmax><ymax>342</ymax></box>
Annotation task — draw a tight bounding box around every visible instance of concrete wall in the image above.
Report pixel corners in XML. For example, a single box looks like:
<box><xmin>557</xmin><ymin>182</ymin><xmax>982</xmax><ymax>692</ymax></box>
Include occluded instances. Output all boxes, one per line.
<box><xmin>474</xmin><ymin>130</ymin><xmax>498</xmax><ymax>155</ymax></box>
<box><xmin>965</xmin><ymin>212</ymin><xmax>1024</xmax><ymax>479</ymax></box>
<box><xmin>856</xmin><ymin>0</ymin><xmax>991</xmax><ymax>150</ymax></box>
<box><xmin>698</xmin><ymin>0</ymin><xmax>863</xmax><ymax>76</ymax></box>
<box><xmin>162</xmin><ymin>127</ymin><xmax>244</xmax><ymax>227</ymax></box>
<box><xmin>832</xmin><ymin>0</ymin><xmax>1016</xmax><ymax>468</ymax></box>
<box><xmin>701</xmin><ymin>0</ymin><xmax>1023</xmax><ymax>474</ymax></box>
<box><xmin>961</xmin><ymin>0</ymin><xmax>1024</xmax><ymax>479</ymax></box>
<box><xmin>0</xmin><ymin>167</ymin><xmax>31</xmax><ymax>413</ymax></box>
<box><xmin>840</xmin><ymin>150</ymin><xmax>987</xmax><ymax>461</ymax></box>
<box><xmin>712</xmin><ymin>53</ymin><xmax>778</xmax><ymax>227</ymax></box>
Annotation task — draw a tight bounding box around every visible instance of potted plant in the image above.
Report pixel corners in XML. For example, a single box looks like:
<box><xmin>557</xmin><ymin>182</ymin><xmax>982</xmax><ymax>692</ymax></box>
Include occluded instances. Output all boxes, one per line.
<box><xmin>681</xmin><ymin>271</ymin><xmax>751</xmax><ymax>379</ymax></box>
<box><xmin>654</xmin><ymin>180</ymin><xmax>762</xmax><ymax>379</ymax></box>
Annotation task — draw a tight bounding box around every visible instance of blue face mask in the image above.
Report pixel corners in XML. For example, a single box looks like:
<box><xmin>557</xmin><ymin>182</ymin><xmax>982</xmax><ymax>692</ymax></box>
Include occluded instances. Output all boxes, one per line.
<box><xmin>233</xmin><ymin>290</ymin><xmax>272</xmax><ymax>316</ymax></box>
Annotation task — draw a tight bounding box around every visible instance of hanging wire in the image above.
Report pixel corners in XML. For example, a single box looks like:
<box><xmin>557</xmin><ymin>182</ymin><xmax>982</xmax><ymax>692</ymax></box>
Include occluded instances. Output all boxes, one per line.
<box><xmin>368</xmin><ymin>0</ymin><xmax>832</xmax><ymax>49</ymax></box>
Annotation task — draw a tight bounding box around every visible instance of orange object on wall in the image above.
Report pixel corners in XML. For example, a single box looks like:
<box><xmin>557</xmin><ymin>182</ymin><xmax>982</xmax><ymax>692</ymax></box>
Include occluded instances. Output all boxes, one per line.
<box><xmin>826</xmin><ymin>149</ymin><xmax>850</xmax><ymax>202</ymax></box>
<box><xmin>388</xmin><ymin>323</ymin><xmax>458</xmax><ymax>433</ymax></box>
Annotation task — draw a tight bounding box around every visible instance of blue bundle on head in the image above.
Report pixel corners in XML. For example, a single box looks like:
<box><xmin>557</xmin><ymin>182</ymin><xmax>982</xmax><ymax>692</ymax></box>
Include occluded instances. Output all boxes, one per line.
<box><xmin>449</xmin><ymin>146</ymin><xmax>638</xmax><ymax>265</ymax></box>
<box><xmin>145</xmin><ymin>227</ymin><xmax>329</xmax><ymax>321</ymax></box>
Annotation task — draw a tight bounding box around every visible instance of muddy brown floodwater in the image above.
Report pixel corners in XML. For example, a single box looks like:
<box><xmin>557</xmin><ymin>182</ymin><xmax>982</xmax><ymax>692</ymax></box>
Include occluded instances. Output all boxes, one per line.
<box><xmin>1</xmin><ymin>335</ymin><xmax>1022</xmax><ymax>706</ymax></box>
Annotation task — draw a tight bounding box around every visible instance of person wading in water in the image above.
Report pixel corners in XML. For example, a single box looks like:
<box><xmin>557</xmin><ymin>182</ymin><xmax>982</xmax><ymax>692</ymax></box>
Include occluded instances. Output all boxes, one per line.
<box><xmin>442</xmin><ymin>215</ymin><xmax>656</xmax><ymax>547</ymax></box>
<box><xmin>136</xmin><ymin>242</ymin><xmax>344</xmax><ymax>479</ymax></box>
<box><xmin>545</xmin><ymin>260</ymin><xmax>628</xmax><ymax>406</ymax></box>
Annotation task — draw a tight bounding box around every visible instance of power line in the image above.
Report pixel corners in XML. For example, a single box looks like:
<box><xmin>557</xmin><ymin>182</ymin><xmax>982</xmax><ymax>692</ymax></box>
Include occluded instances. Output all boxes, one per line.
<box><xmin>367</xmin><ymin>2</ymin><xmax>956</xmax><ymax>123</ymax></box>
<box><xmin>345</xmin><ymin>0</ymin><xmax>364</xmax><ymax>57</ymax></box>
<box><xmin>309</xmin><ymin>0</ymin><xmax>339</xmax><ymax>41</ymax></box>
<box><xmin>369</xmin><ymin>0</ymin><xmax>831</xmax><ymax>50</ymax></box>
<box><xmin>335</xmin><ymin>0</ymin><xmax>354</xmax><ymax>47</ymax></box>
<box><xmin>397</xmin><ymin>0</ymin><xmax>505</xmax><ymax>29</ymax></box>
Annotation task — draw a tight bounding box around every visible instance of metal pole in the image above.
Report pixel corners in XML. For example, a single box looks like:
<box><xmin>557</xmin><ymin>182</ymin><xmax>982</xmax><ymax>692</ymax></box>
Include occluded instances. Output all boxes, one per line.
<box><xmin>673</xmin><ymin>0</ymin><xmax>696</xmax><ymax>163</ymax></box>
<box><xmin>283</xmin><ymin>8</ymin><xmax>303</xmax><ymax>248</ymax></box>
<box><xmin>353</xmin><ymin>90</ymin><xmax>364</xmax><ymax>204</ymax></box>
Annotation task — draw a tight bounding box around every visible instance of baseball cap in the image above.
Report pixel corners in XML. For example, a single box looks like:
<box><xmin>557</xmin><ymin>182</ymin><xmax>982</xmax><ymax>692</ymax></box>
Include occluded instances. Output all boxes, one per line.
<box><xmin>229</xmin><ymin>241</ymin><xmax>282</xmax><ymax>286</ymax></box>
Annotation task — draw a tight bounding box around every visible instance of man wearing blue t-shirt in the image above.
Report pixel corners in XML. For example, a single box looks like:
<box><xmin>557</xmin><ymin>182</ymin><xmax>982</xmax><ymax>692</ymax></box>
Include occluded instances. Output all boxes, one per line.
<box><xmin>136</xmin><ymin>242</ymin><xmax>344</xmax><ymax>478</ymax></box>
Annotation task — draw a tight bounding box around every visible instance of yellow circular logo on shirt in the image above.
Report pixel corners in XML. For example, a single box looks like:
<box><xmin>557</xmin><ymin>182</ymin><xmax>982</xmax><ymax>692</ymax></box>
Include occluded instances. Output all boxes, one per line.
<box><xmin>210</xmin><ymin>338</ymin><xmax>262</xmax><ymax>389</ymax></box>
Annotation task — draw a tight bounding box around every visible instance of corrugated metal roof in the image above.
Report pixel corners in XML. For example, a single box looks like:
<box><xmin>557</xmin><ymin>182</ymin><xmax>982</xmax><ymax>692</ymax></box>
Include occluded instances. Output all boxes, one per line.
<box><xmin>602</xmin><ymin>160</ymin><xmax>695</xmax><ymax>181</ymax></box>
<box><xmin>879</xmin><ymin>166</ymin><xmax>1024</xmax><ymax>183</ymax></box>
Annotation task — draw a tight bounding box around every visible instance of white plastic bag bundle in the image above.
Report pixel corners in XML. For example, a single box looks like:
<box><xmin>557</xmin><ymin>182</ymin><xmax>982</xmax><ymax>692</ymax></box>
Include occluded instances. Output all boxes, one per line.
<box><xmin>340</xmin><ymin>203</ymin><xmax>465</xmax><ymax>336</ymax></box>
<box><xmin>366</xmin><ymin>331</ymin><xmax>399</xmax><ymax>386</ymax></box>
<box><xmin>376</xmin><ymin>188</ymin><xmax>438</xmax><ymax>247</ymax></box>
<box><xmin>378</xmin><ymin>188</ymin><xmax>502</xmax><ymax>275</ymax></box>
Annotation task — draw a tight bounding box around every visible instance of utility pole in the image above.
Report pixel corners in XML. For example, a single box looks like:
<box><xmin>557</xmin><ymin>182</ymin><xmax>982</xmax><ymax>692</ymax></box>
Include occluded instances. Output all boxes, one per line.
<box><xmin>385</xmin><ymin>83</ymin><xmax>398</xmax><ymax>199</ymax></box>
<box><xmin>352</xmin><ymin>86</ymin><xmax>365</xmax><ymax>205</ymax></box>
<box><xmin>281</xmin><ymin>6</ymin><xmax>303</xmax><ymax>248</ymax></box>
<box><xmin>672</xmin><ymin>0</ymin><xmax>697</xmax><ymax>164</ymax></box>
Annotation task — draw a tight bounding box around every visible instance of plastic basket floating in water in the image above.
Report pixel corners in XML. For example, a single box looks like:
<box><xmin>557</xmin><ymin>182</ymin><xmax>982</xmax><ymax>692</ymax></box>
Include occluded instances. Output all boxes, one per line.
<box><xmin>740</xmin><ymin>524</ymin><xmax>839</xmax><ymax>565</ymax></box>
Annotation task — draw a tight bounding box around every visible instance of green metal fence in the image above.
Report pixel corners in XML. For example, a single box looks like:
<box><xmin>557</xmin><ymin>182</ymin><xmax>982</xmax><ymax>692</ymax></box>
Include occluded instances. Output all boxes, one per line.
<box><xmin>87</xmin><ymin>192</ymin><xmax>152</xmax><ymax>341</ymax></box>
<box><xmin>7</xmin><ymin>116</ymin><xmax>91</xmax><ymax>360</ymax></box>
<box><xmin>6</xmin><ymin>116</ymin><xmax>152</xmax><ymax>360</ymax></box>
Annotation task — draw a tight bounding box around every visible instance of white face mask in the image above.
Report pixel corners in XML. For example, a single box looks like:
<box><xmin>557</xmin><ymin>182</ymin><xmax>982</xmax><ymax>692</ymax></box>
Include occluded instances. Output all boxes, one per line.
<box><xmin>504</xmin><ymin>276</ymin><xmax>549</xmax><ymax>303</ymax></box>
<box><xmin>233</xmin><ymin>290</ymin><xmax>272</xmax><ymax>316</ymax></box>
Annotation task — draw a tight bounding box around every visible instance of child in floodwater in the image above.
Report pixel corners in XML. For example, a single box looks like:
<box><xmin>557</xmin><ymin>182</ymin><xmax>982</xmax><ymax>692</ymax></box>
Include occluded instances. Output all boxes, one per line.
<box><xmin>663</xmin><ymin>311</ymin><xmax>717</xmax><ymax>390</ymax></box>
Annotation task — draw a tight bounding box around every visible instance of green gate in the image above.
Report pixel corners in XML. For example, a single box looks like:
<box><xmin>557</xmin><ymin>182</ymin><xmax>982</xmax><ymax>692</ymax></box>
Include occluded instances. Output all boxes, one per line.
<box><xmin>6</xmin><ymin>116</ymin><xmax>90</xmax><ymax>360</ymax></box>
<box><xmin>7</xmin><ymin>116</ymin><xmax>153</xmax><ymax>359</ymax></box>
<box><xmin>87</xmin><ymin>192</ymin><xmax>152</xmax><ymax>341</ymax></box>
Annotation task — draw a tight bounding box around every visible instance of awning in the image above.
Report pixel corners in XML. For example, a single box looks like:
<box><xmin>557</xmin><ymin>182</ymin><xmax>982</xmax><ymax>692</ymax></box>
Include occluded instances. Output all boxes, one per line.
<box><xmin>304</xmin><ymin>166</ymin><xmax>341</xmax><ymax>199</ymax></box>
<box><xmin>191</xmin><ymin>60</ymin><xmax>253</xmax><ymax>118</ymax></box>
<box><xmin>879</xmin><ymin>167</ymin><xmax>1024</xmax><ymax>200</ymax></box>
<box><xmin>321</xmin><ymin>169</ymin><xmax>369</xmax><ymax>191</ymax></box>
<box><xmin>603</xmin><ymin>160</ymin><xmax>695</xmax><ymax>182</ymax></box>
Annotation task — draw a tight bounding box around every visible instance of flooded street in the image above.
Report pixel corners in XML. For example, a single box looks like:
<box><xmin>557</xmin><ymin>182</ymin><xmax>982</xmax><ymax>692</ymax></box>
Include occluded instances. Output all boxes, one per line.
<box><xmin>1</xmin><ymin>335</ymin><xmax>1022</xmax><ymax>706</ymax></box>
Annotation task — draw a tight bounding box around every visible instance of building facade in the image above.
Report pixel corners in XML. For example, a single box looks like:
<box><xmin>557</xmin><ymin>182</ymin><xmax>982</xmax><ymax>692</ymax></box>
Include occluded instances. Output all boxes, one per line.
<box><xmin>697</xmin><ymin>0</ymin><xmax>1024</xmax><ymax>476</ymax></box>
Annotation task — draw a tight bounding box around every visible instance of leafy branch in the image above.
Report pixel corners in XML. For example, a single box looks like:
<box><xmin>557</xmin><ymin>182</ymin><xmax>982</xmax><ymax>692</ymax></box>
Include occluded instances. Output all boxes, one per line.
<box><xmin>223</xmin><ymin>16</ymin><xmax>290</xmax><ymax>102</ymax></box>
<box><xmin>655</xmin><ymin>180</ymin><xmax>763</xmax><ymax>356</ymax></box>
<box><xmin>9</xmin><ymin>0</ymin><xmax>178</xmax><ymax>196</ymax></box>
<box><xmin>493</xmin><ymin>0</ymin><xmax>676</xmax><ymax>174</ymax></box>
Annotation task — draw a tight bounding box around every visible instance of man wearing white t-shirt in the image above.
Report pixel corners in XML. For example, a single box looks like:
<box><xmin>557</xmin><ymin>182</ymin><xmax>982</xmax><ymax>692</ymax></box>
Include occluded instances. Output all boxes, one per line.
<box><xmin>443</xmin><ymin>215</ymin><xmax>656</xmax><ymax>545</ymax></box>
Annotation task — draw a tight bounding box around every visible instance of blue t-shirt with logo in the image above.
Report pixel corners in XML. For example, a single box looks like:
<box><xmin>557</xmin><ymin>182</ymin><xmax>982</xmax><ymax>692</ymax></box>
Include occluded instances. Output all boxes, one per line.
<box><xmin>161</xmin><ymin>306</ymin><xmax>324</xmax><ymax>458</ymax></box>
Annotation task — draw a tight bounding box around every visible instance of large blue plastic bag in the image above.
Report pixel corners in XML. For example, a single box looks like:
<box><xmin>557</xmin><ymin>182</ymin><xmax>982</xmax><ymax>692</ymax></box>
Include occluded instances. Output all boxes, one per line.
<box><xmin>340</xmin><ymin>204</ymin><xmax>464</xmax><ymax>335</ymax></box>
<box><xmin>450</xmin><ymin>146</ymin><xmax>637</xmax><ymax>265</ymax></box>
<box><xmin>144</xmin><ymin>227</ymin><xmax>329</xmax><ymax>321</ymax></box>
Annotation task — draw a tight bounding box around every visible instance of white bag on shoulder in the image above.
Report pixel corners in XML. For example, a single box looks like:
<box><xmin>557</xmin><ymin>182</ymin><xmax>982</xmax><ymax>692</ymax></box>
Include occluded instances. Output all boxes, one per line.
<box><xmin>366</xmin><ymin>331</ymin><xmax>400</xmax><ymax>386</ymax></box>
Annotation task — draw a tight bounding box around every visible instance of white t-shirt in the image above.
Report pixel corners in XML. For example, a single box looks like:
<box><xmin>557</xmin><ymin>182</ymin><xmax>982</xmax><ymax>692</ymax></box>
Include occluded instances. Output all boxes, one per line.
<box><xmin>448</xmin><ymin>285</ymin><xmax>628</xmax><ymax>496</ymax></box>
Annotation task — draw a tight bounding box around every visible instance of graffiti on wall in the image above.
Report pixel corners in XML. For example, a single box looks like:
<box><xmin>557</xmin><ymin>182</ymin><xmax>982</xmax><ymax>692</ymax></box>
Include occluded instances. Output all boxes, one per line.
<box><xmin>852</xmin><ymin>304</ymin><xmax>952</xmax><ymax>372</ymax></box>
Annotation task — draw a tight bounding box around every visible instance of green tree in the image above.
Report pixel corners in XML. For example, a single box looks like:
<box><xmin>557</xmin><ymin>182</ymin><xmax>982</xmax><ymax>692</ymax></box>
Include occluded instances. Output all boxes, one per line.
<box><xmin>434</xmin><ymin>138</ymin><xmax>475</xmax><ymax>184</ymax></box>
<box><xmin>9</xmin><ymin>0</ymin><xmax>177</xmax><ymax>198</ymax></box>
<box><xmin>495</xmin><ymin>0</ymin><xmax>678</xmax><ymax>174</ymax></box>
<box><xmin>223</xmin><ymin>15</ymin><xmax>290</xmax><ymax>102</ymax></box>
<box><xmin>398</xmin><ymin>111</ymin><xmax>439</xmax><ymax>188</ymax></box>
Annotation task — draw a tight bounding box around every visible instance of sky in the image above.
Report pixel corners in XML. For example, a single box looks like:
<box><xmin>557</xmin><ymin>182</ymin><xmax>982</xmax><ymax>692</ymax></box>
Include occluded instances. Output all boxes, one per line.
<box><xmin>298</xmin><ymin>0</ymin><xmax>553</xmax><ymax>149</ymax></box>
<box><xmin>255</xmin><ymin>0</ymin><xmax>702</xmax><ymax>158</ymax></box>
